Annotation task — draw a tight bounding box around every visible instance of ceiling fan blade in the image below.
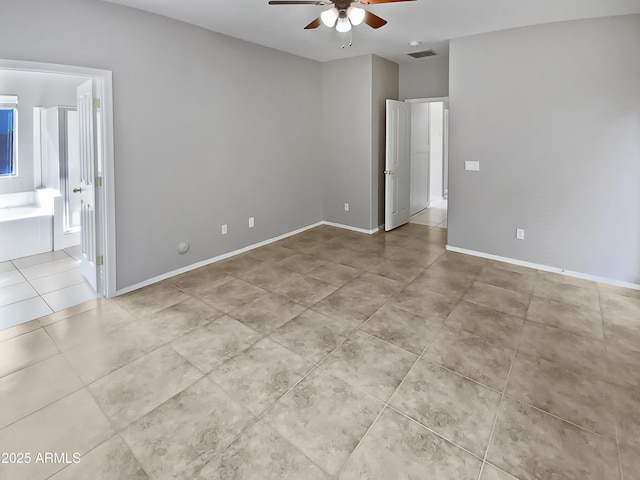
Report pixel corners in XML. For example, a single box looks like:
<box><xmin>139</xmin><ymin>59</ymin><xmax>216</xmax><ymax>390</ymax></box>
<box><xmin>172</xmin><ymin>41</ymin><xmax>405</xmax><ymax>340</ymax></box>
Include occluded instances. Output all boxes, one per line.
<box><xmin>268</xmin><ymin>1</ymin><xmax>328</xmax><ymax>5</ymax></box>
<box><xmin>363</xmin><ymin>10</ymin><xmax>387</xmax><ymax>28</ymax></box>
<box><xmin>359</xmin><ymin>0</ymin><xmax>415</xmax><ymax>4</ymax></box>
<box><xmin>304</xmin><ymin>17</ymin><xmax>323</xmax><ymax>29</ymax></box>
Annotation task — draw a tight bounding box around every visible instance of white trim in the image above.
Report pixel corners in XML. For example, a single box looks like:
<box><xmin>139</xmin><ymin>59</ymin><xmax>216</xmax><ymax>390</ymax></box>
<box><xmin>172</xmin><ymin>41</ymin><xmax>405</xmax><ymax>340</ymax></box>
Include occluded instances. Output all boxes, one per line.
<box><xmin>116</xmin><ymin>222</ymin><xmax>323</xmax><ymax>296</ymax></box>
<box><xmin>0</xmin><ymin>59</ymin><xmax>117</xmax><ymax>298</ymax></box>
<box><xmin>99</xmin><ymin>72</ymin><xmax>116</xmax><ymax>299</ymax></box>
<box><xmin>405</xmin><ymin>96</ymin><xmax>449</xmax><ymax>107</ymax></box>
<box><xmin>115</xmin><ymin>219</ymin><xmax>383</xmax><ymax>296</ymax></box>
<box><xmin>446</xmin><ymin>245</ymin><xmax>640</xmax><ymax>291</ymax></box>
<box><xmin>322</xmin><ymin>221</ymin><xmax>381</xmax><ymax>235</ymax></box>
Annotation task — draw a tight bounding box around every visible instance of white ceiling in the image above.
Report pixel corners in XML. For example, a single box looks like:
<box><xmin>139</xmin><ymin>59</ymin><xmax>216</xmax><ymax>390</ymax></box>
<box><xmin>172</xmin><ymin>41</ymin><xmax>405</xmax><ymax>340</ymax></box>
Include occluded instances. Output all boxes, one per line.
<box><xmin>100</xmin><ymin>0</ymin><xmax>640</xmax><ymax>63</ymax></box>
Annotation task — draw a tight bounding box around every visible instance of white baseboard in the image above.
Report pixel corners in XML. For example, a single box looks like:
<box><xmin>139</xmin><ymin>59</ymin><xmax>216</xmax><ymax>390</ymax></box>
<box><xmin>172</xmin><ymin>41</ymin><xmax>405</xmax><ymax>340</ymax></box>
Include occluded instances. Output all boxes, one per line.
<box><xmin>115</xmin><ymin>221</ymin><xmax>324</xmax><ymax>296</ymax></box>
<box><xmin>446</xmin><ymin>245</ymin><xmax>640</xmax><ymax>291</ymax></box>
<box><xmin>114</xmin><ymin>220</ymin><xmax>384</xmax><ymax>297</ymax></box>
<box><xmin>322</xmin><ymin>221</ymin><xmax>382</xmax><ymax>235</ymax></box>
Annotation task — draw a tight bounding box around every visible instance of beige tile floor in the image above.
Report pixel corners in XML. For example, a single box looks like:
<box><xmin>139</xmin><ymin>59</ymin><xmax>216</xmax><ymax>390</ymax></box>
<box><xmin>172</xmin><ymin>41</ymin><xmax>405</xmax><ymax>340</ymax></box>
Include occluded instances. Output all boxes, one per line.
<box><xmin>0</xmin><ymin>224</ymin><xmax>639</xmax><ymax>479</ymax></box>
<box><xmin>410</xmin><ymin>198</ymin><xmax>448</xmax><ymax>228</ymax></box>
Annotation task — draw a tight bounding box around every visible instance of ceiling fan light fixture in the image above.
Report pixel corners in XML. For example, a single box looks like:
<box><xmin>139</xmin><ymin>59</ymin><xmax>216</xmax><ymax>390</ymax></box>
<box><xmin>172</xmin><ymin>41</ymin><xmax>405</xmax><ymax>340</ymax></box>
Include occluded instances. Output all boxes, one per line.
<box><xmin>336</xmin><ymin>16</ymin><xmax>352</xmax><ymax>32</ymax></box>
<box><xmin>347</xmin><ymin>6</ymin><xmax>365</xmax><ymax>26</ymax></box>
<box><xmin>321</xmin><ymin>7</ymin><xmax>339</xmax><ymax>27</ymax></box>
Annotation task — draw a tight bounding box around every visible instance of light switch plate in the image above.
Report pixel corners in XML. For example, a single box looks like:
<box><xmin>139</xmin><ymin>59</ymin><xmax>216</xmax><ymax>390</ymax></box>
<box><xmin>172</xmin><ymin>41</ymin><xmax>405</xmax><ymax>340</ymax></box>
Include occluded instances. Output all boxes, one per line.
<box><xmin>465</xmin><ymin>161</ymin><xmax>480</xmax><ymax>171</ymax></box>
<box><xmin>516</xmin><ymin>228</ymin><xmax>524</xmax><ymax>240</ymax></box>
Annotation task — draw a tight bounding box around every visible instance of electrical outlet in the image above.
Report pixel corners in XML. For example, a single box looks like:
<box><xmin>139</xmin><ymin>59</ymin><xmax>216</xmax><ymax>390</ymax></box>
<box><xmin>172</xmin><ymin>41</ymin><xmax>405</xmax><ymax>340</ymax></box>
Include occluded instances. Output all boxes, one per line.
<box><xmin>344</xmin><ymin>203</ymin><xmax>350</xmax><ymax>212</ymax></box>
<box><xmin>465</xmin><ymin>161</ymin><xmax>480</xmax><ymax>171</ymax></box>
<box><xmin>249</xmin><ymin>217</ymin><xmax>254</xmax><ymax>228</ymax></box>
<box><xmin>516</xmin><ymin>228</ymin><xmax>524</xmax><ymax>240</ymax></box>
<box><xmin>221</xmin><ymin>224</ymin><xmax>228</xmax><ymax>235</ymax></box>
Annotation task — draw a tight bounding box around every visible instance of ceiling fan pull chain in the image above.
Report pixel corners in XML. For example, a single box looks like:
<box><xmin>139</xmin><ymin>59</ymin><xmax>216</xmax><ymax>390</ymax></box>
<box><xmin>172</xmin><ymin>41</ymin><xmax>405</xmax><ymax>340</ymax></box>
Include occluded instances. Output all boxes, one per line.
<box><xmin>339</xmin><ymin>29</ymin><xmax>352</xmax><ymax>48</ymax></box>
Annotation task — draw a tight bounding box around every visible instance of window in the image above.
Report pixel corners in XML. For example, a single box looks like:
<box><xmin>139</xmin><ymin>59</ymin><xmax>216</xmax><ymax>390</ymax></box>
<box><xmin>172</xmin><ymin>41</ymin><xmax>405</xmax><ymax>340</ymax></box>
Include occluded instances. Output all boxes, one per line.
<box><xmin>0</xmin><ymin>95</ymin><xmax>18</xmax><ymax>176</ymax></box>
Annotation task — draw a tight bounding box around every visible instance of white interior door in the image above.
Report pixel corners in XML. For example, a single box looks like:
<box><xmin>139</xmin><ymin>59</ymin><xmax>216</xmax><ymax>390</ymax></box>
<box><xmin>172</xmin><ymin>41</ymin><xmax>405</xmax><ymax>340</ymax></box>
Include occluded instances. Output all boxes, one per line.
<box><xmin>77</xmin><ymin>79</ymin><xmax>98</xmax><ymax>292</ymax></box>
<box><xmin>385</xmin><ymin>99</ymin><xmax>411</xmax><ymax>231</ymax></box>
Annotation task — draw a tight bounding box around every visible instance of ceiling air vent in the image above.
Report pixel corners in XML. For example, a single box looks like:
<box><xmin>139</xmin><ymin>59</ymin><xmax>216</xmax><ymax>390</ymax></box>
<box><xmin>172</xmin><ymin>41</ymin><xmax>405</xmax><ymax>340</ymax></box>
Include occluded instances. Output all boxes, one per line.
<box><xmin>407</xmin><ymin>49</ymin><xmax>437</xmax><ymax>59</ymax></box>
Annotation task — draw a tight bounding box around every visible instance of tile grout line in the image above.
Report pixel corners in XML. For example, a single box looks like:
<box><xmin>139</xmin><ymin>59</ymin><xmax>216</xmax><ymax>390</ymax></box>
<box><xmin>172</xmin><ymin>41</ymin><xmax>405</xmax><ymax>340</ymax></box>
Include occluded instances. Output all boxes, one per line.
<box><xmin>238</xmin><ymin>254</ymin><xmax>444</xmax><ymax>476</ymax></box>
<box><xmin>472</xmin><ymin>275</ymin><xmax>617</xmax><ymax>472</ymax></box>
<box><xmin>0</xmin><ymin>327</ymin><xmax>83</xmax><ymax>432</ymax></box>
<box><xmin>0</xmin><ymin>264</ymin><xmax>40</xmax><ymax>311</ymax></box>
<box><xmin>0</xmin><ymin>292</ymin><xmax>41</xmax><ymax>309</ymax></box>
<box><xmin>213</xmin><ymin>355</ymin><xmax>332</xmax><ymax>474</ymax></box>
<box><xmin>420</xmin><ymin>251</ymin><xmax>490</xmax><ymax>478</ymax></box>
<box><xmin>41</xmin><ymin>432</ymin><xmax>153</xmax><ymax>480</ymax></box>
<box><xmin>615</xmin><ymin>420</ymin><xmax>625</xmax><ymax>480</ymax></box>
<box><xmin>499</xmin><ymin>390</ymin><xmax>615</xmax><ymax>439</ymax></box>
<box><xmin>1</xmin><ymin>252</ymin><xmax>87</xmax><ymax>319</ymax></box>
<box><xmin>38</xmin><ymin>294</ymin><xmax>211</xmax><ymax>433</ymax></box>
<box><xmin>0</xmin><ymin>376</ymin><xmax>82</xmax><ymax>432</ymax></box>
<box><xmin>4</xmin><ymin>226</ymin><xmax>632</xmax><ymax>478</ymax></box>
<box><xmin>355</xmin><ymin>327</ymin><xmax>423</xmax><ymax>359</ymax></box>
<box><xmin>333</xmin><ymin>294</ymin><xmax>456</xmax><ymax>476</ymax></box>
<box><xmin>331</xmin><ymin>259</ymin><xmax>493</xmax><ymax>477</ymax></box>
<box><xmin>416</xmin><ymin>268</ymin><xmax>622</xmax><ymax>442</ymax></box>
<box><xmin>0</xmin><ymin>298</ymin><xmax>102</xmax><ymax>343</ymax></box>
<box><xmin>172</xmin><ymin>254</ymin><xmax>516</xmax><ymax>478</ymax></box>
<box><xmin>476</xmin><ymin>302</ymin><xmax>528</xmax><ymax>480</ymax></box>
<box><xmin>420</xmin><ymin>356</ymin><xmax>505</xmax><ymax>395</ymax></box>
<box><xmin>332</xmin><ymin>403</ymin><xmax>390</xmax><ymax>474</ymax></box>
<box><xmin>252</xmin><ymin>415</ymin><xmax>333</xmax><ymax>477</ymax></box>
<box><xmin>603</xmin><ymin>262</ymin><xmax>623</xmax><ymax>480</ymax></box>
<box><xmin>597</xmin><ymin>276</ymin><xmax>625</xmax><ymax>480</ymax></box>
<box><xmin>504</xmin><ymin>279</ymin><xmax>614</xmax><ymax>443</ymax></box>
<box><xmin>74</xmin><ymin>297</ymin><xmax>217</xmax><ymax>446</ymax></box>
<box><xmin>333</xmin><ymin>320</ymin><xmax>447</xmax><ymax>474</ymax></box>
<box><xmin>385</xmin><ymin>403</ymin><xmax>485</xmax><ymax>462</ymax></box>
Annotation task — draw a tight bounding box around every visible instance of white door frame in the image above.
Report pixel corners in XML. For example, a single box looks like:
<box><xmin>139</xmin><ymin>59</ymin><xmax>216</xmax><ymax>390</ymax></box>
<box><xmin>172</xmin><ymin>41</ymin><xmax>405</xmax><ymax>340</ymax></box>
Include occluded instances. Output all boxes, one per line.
<box><xmin>0</xmin><ymin>59</ymin><xmax>116</xmax><ymax>298</ymax></box>
<box><xmin>405</xmin><ymin>97</ymin><xmax>449</xmax><ymax>207</ymax></box>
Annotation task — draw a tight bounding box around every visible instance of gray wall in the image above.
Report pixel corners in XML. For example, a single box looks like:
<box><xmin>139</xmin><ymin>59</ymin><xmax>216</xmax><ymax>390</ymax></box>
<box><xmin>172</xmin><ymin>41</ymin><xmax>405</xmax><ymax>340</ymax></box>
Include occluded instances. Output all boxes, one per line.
<box><xmin>322</xmin><ymin>54</ymin><xmax>398</xmax><ymax>231</ymax></box>
<box><xmin>0</xmin><ymin>0</ymin><xmax>323</xmax><ymax>289</ymax></box>
<box><xmin>399</xmin><ymin>55</ymin><xmax>449</xmax><ymax>100</ymax></box>
<box><xmin>371</xmin><ymin>56</ymin><xmax>399</xmax><ymax>229</ymax></box>
<box><xmin>0</xmin><ymin>70</ymin><xmax>84</xmax><ymax>194</ymax></box>
<box><xmin>448</xmin><ymin>14</ymin><xmax>640</xmax><ymax>284</ymax></box>
<box><xmin>321</xmin><ymin>55</ymin><xmax>373</xmax><ymax>230</ymax></box>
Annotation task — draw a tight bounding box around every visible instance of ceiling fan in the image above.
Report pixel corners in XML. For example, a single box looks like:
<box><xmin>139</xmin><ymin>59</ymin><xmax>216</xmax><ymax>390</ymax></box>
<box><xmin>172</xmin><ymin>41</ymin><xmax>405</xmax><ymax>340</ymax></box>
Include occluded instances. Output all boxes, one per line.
<box><xmin>268</xmin><ymin>0</ymin><xmax>416</xmax><ymax>32</ymax></box>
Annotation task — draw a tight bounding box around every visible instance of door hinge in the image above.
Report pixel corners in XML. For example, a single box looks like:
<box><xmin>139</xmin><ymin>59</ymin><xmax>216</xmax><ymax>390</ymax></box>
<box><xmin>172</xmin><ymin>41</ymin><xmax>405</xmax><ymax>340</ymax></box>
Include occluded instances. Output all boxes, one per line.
<box><xmin>95</xmin><ymin>176</ymin><xmax>103</xmax><ymax>187</ymax></box>
<box><xmin>96</xmin><ymin>255</ymin><xmax>104</xmax><ymax>266</ymax></box>
<box><xmin>93</xmin><ymin>98</ymin><xmax>101</xmax><ymax>109</ymax></box>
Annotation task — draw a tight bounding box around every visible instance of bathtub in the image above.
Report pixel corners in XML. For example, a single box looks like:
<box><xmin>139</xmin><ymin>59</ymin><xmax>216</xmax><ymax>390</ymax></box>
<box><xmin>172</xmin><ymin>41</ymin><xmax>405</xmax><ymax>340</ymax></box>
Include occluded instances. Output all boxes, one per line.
<box><xmin>0</xmin><ymin>190</ymin><xmax>55</xmax><ymax>262</ymax></box>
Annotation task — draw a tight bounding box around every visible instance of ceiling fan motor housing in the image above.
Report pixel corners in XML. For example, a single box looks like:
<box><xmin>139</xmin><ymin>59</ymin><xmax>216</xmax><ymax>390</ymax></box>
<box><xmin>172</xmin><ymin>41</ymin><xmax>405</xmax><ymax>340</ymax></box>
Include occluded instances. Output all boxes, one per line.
<box><xmin>334</xmin><ymin>0</ymin><xmax>355</xmax><ymax>9</ymax></box>
<box><xmin>269</xmin><ymin>0</ymin><xmax>407</xmax><ymax>31</ymax></box>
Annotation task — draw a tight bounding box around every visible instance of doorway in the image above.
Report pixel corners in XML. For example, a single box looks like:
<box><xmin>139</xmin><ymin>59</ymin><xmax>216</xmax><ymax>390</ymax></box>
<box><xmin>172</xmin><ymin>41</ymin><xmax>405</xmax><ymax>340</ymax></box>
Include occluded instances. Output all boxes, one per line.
<box><xmin>407</xmin><ymin>97</ymin><xmax>449</xmax><ymax>228</ymax></box>
<box><xmin>0</xmin><ymin>60</ymin><xmax>115</xmax><ymax>330</ymax></box>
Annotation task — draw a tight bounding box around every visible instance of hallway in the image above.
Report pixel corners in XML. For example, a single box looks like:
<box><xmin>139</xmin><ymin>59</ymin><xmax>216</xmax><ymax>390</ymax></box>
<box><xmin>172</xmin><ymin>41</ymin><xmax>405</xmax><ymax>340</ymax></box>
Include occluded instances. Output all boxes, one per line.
<box><xmin>411</xmin><ymin>198</ymin><xmax>448</xmax><ymax>228</ymax></box>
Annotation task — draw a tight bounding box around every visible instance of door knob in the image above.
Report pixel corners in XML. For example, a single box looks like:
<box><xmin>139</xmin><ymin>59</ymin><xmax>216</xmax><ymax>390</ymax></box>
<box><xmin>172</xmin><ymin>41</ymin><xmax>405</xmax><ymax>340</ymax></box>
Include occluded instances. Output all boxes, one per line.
<box><xmin>384</xmin><ymin>170</ymin><xmax>395</xmax><ymax>175</ymax></box>
<box><xmin>73</xmin><ymin>188</ymin><xmax>82</xmax><ymax>193</ymax></box>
